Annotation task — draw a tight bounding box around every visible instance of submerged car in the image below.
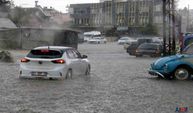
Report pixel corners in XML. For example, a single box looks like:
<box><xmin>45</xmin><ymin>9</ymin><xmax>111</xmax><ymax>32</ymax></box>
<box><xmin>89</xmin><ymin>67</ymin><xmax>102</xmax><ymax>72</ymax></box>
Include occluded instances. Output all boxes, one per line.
<box><xmin>19</xmin><ymin>46</ymin><xmax>90</xmax><ymax>79</ymax></box>
<box><xmin>135</xmin><ymin>43</ymin><xmax>163</xmax><ymax>57</ymax></box>
<box><xmin>148</xmin><ymin>43</ymin><xmax>193</xmax><ymax>80</ymax></box>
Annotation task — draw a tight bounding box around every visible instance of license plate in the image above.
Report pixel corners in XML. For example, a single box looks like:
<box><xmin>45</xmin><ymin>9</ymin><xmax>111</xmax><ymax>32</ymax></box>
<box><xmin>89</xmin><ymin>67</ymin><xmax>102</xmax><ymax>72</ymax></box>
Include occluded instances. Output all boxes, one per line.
<box><xmin>31</xmin><ymin>72</ymin><xmax>47</xmax><ymax>76</ymax></box>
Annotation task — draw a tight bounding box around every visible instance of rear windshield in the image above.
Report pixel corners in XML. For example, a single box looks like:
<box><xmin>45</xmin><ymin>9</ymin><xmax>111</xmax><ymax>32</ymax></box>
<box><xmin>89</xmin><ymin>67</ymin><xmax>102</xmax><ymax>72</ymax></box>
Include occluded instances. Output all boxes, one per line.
<box><xmin>27</xmin><ymin>49</ymin><xmax>63</xmax><ymax>59</ymax></box>
<box><xmin>139</xmin><ymin>44</ymin><xmax>158</xmax><ymax>49</ymax></box>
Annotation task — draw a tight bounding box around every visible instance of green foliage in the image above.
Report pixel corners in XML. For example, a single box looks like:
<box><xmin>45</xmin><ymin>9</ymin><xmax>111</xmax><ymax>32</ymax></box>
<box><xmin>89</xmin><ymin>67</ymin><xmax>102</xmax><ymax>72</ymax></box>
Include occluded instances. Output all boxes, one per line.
<box><xmin>0</xmin><ymin>0</ymin><xmax>12</xmax><ymax>12</ymax></box>
<box><xmin>8</xmin><ymin>7</ymin><xmax>29</xmax><ymax>27</ymax></box>
<box><xmin>104</xmin><ymin>27</ymin><xmax>117</xmax><ymax>37</ymax></box>
<box><xmin>0</xmin><ymin>51</ymin><xmax>14</xmax><ymax>62</ymax></box>
<box><xmin>140</xmin><ymin>24</ymin><xmax>158</xmax><ymax>35</ymax></box>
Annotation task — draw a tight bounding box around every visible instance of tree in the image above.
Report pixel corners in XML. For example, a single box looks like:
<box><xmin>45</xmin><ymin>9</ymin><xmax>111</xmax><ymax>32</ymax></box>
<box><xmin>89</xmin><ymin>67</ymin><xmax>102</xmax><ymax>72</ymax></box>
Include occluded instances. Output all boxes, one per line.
<box><xmin>140</xmin><ymin>24</ymin><xmax>158</xmax><ymax>36</ymax></box>
<box><xmin>0</xmin><ymin>0</ymin><xmax>13</xmax><ymax>12</ymax></box>
<box><xmin>8</xmin><ymin>7</ymin><xmax>26</xmax><ymax>26</ymax></box>
<box><xmin>0</xmin><ymin>0</ymin><xmax>9</xmax><ymax>5</ymax></box>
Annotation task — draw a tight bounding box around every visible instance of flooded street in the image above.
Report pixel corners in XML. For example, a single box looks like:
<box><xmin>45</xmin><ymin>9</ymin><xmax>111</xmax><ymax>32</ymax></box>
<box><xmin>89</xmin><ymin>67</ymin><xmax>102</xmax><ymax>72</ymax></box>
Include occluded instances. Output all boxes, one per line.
<box><xmin>1</xmin><ymin>43</ymin><xmax>193</xmax><ymax>113</ymax></box>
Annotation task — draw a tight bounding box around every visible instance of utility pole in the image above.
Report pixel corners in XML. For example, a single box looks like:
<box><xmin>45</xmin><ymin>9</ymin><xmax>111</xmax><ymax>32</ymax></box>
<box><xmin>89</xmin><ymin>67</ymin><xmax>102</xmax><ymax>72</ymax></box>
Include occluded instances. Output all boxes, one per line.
<box><xmin>162</xmin><ymin>0</ymin><xmax>176</xmax><ymax>56</ymax></box>
<box><xmin>172</xmin><ymin>0</ymin><xmax>176</xmax><ymax>53</ymax></box>
<box><xmin>163</xmin><ymin>0</ymin><xmax>167</xmax><ymax>56</ymax></box>
<box><xmin>168</xmin><ymin>0</ymin><xmax>171</xmax><ymax>55</ymax></box>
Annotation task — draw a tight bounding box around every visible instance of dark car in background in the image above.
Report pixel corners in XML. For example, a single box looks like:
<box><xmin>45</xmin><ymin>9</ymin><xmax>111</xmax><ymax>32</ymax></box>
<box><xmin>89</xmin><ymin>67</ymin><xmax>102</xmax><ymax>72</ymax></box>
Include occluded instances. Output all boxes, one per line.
<box><xmin>135</xmin><ymin>43</ymin><xmax>163</xmax><ymax>57</ymax></box>
<box><xmin>126</xmin><ymin>37</ymin><xmax>163</xmax><ymax>56</ymax></box>
<box><xmin>125</xmin><ymin>38</ymin><xmax>152</xmax><ymax>54</ymax></box>
<box><xmin>137</xmin><ymin>38</ymin><xmax>152</xmax><ymax>44</ymax></box>
<box><xmin>126</xmin><ymin>42</ymin><xmax>138</xmax><ymax>55</ymax></box>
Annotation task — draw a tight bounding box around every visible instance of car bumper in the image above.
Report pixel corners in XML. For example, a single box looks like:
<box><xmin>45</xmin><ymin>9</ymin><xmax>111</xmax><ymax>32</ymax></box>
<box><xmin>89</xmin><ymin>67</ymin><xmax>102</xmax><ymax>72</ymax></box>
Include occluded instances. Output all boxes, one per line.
<box><xmin>148</xmin><ymin>69</ymin><xmax>165</xmax><ymax>78</ymax></box>
<box><xmin>19</xmin><ymin>68</ymin><xmax>67</xmax><ymax>79</ymax></box>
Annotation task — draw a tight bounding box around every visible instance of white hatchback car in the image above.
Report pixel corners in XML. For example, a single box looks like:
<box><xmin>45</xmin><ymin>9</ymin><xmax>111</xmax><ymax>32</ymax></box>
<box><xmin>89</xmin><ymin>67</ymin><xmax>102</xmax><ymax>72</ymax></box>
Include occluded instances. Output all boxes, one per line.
<box><xmin>19</xmin><ymin>46</ymin><xmax>90</xmax><ymax>79</ymax></box>
<box><xmin>88</xmin><ymin>37</ymin><xmax>107</xmax><ymax>44</ymax></box>
<box><xmin>118</xmin><ymin>37</ymin><xmax>136</xmax><ymax>45</ymax></box>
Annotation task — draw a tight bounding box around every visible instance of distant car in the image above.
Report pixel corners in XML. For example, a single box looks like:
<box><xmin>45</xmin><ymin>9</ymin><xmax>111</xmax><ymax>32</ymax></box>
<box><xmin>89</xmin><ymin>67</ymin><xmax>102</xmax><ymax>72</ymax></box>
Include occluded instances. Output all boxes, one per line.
<box><xmin>19</xmin><ymin>46</ymin><xmax>91</xmax><ymax>79</ymax></box>
<box><xmin>118</xmin><ymin>37</ymin><xmax>136</xmax><ymax>45</ymax></box>
<box><xmin>88</xmin><ymin>37</ymin><xmax>107</xmax><ymax>44</ymax></box>
<box><xmin>83</xmin><ymin>31</ymin><xmax>101</xmax><ymax>42</ymax></box>
<box><xmin>135</xmin><ymin>43</ymin><xmax>163</xmax><ymax>57</ymax></box>
<box><xmin>148</xmin><ymin>43</ymin><xmax>193</xmax><ymax>80</ymax></box>
<box><xmin>126</xmin><ymin>42</ymin><xmax>138</xmax><ymax>55</ymax></box>
<box><xmin>137</xmin><ymin>38</ymin><xmax>153</xmax><ymax>44</ymax></box>
<box><xmin>152</xmin><ymin>37</ymin><xmax>163</xmax><ymax>44</ymax></box>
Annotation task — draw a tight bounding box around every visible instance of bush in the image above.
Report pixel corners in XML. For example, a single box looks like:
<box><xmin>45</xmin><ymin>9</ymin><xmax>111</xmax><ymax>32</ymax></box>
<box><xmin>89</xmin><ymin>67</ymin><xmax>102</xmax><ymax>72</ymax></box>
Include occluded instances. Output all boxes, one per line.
<box><xmin>140</xmin><ymin>24</ymin><xmax>158</xmax><ymax>35</ymax></box>
<box><xmin>0</xmin><ymin>51</ymin><xmax>14</xmax><ymax>62</ymax></box>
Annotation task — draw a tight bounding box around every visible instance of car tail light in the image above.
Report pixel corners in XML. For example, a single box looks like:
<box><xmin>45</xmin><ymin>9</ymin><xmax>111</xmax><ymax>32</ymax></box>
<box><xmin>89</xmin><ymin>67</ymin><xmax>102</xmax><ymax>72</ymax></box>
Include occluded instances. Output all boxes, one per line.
<box><xmin>20</xmin><ymin>58</ymin><xmax>30</xmax><ymax>63</ymax></box>
<box><xmin>52</xmin><ymin>59</ymin><xmax>65</xmax><ymax>64</ymax></box>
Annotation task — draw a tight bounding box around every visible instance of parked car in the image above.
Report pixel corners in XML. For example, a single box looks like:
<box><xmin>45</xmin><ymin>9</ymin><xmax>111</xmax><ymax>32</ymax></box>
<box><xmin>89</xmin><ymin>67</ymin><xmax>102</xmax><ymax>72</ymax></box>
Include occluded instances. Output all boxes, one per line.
<box><xmin>148</xmin><ymin>43</ymin><xmax>193</xmax><ymax>80</ymax></box>
<box><xmin>118</xmin><ymin>37</ymin><xmax>136</xmax><ymax>45</ymax></box>
<box><xmin>137</xmin><ymin>38</ymin><xmax>153</xmax><ymax>44</ymax></box>
<box><xmin>126</xmin><ymin>42</ymin><xmax>138</xmax><ymax>55</ymax></box>
<box><xmin>135</xmin><ymin>43</ymin><xmax>163</xmax><ymax>57</ymax></box>
<box><xmin>19</xmin><ymin>46</ymin><xmax>91</xmax><ymax>79</ymax></box>
<box><xmin>123</xmin><ymin>39</ymin><xmax>137</xmax><ymax>49</ymax></box>
<box><xmin>125</xmin><ymin>37</ymin><xmax>153</xmax><ymax>50</ymax></box>
<box><xmin>152</xmin><ymin>37</ymin><xmax>163</xmax><ymax>44</ymax></box>
<box><xmin>88</xmin><ymin>36</ymin><xmax>107</xmax><ymax>44</ymax></box>
<box><xmin>83</xmin><ymin>31</ymin><xmax>101</xmax><ymax>42</ymax></box>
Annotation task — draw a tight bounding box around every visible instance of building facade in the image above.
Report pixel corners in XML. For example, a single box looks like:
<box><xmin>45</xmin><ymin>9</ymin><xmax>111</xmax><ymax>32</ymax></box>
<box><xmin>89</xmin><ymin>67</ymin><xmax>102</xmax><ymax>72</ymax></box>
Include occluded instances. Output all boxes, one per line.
<box><xmin>69</xmin><ymin>0</ymin><xmax>157</xmax><ymax>33</ymax></box>
<box><xmin>178</xmin><ymin>8</ymin><xmax>193</xmax><ymax>33</ymax></box>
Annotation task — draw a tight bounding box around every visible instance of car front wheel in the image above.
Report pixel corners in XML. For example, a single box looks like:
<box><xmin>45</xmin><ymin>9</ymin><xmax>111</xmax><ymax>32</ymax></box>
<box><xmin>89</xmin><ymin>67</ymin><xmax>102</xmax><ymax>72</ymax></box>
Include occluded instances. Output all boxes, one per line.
<box><xmin>85</xmin><ymin>65</ymin><xmax>91</xmax><ymax>76</ymax></box>
<box><xmin>174</xmin><ymin>67</ymin><xmax>190</xmax><ymax>80</ymax></box>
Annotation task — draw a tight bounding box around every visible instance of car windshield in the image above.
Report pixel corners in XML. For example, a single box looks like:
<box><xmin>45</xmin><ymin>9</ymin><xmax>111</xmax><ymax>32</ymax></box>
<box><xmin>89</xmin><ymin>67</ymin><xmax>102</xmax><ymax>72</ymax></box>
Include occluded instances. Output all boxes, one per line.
<box><xmin>93</xmin><ymin>35</ymin><xmax>102</xmax><ymax>37</ymax></box>
<box><xmin>183</xmin><ymin>44</ymin><xmax>193</xmax><ymax>54</ymax></box>
<box><xmin>27</xmin><ymin>49</ymin><xmax>63</xmax><ymax>59</ymax></box>
<box><xmin>93</xmin><ymin>37</ymin><xmax>101</xmax><ymax>39</ymax></box>
<box><xmin>120</xmin><ymin>37</ymin><xmax>130</xmax><ymax>40</ymax></box>
<box><xmin>139</xmin><ymin>43</ymin><xmax>157</xmax><ymax>49</ymax></box>
<box><xmin>84</xmin><ymin>34</ymin><xmax>92</xmax><ymax>37</ymax></box>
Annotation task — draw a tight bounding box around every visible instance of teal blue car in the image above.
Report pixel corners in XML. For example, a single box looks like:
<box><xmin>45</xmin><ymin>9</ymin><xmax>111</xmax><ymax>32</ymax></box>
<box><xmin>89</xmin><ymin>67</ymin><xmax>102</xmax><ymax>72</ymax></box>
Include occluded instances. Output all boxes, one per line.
<box><xmin>148</xmin><ymin>44</ymin><xmax>193</xmax><ymax>80</ymax></box>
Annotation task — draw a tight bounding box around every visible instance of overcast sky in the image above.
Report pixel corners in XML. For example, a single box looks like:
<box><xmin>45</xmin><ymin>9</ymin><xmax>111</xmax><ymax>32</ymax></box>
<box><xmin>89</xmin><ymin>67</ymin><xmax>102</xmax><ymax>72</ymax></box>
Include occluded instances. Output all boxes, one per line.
<box><xmin>13</xmin><ymin>0</ymin><xmax>193</xmax><ymax>13</ymax></box>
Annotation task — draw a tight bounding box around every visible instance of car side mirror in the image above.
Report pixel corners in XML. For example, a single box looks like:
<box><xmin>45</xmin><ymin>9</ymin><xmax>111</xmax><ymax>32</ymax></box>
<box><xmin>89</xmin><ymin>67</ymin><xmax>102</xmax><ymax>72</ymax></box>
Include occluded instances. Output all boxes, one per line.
<box><xmin>82</xmin><ymin>55</ymin><xmax>88</xmax><ymax>59</ymax></box>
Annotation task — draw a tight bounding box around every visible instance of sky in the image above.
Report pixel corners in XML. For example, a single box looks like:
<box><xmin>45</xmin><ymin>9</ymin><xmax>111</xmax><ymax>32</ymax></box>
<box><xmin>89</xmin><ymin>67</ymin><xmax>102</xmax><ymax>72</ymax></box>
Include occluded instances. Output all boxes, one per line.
<box><xmin>12</xmin><ymin>0</ymin><xmax>193</xmax><ymax>13</ymax></box>
<box><xmin>13</xmin><ymin>0</ymin><xmax>99</xmax><ymax>13</ymax></box>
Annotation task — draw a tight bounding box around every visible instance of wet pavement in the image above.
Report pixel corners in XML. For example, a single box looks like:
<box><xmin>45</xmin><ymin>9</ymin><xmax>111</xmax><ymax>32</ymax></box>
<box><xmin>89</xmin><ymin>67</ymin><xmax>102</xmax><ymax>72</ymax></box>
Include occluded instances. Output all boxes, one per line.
<box><xmin>1</xmin><ymin>43</ymin><xmax>193</xmax><ymax>113</ymax></box>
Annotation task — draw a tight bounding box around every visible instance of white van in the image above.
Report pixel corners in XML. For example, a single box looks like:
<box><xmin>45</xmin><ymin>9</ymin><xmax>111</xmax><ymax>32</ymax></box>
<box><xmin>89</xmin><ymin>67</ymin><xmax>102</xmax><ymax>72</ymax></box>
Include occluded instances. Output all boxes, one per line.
<box><xmin>83</xmin><ymin>31</ymin><xmax>104</xmax><ymax>42</ymax></box>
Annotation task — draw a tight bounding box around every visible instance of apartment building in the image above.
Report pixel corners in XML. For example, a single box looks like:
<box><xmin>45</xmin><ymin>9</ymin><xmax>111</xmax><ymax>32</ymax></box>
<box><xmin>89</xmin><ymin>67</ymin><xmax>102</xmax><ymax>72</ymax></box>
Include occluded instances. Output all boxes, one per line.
<box><xmin>69</xmin><ymin>0</ymin><xmax>159</xmax><ymax>32</ymax></box>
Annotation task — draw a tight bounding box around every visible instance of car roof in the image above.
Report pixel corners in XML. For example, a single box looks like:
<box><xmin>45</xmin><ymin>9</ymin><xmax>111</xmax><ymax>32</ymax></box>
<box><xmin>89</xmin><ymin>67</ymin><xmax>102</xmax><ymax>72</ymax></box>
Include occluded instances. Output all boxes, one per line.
<box><xmin>137</xmin><ymin>38</ymin><xmax>152</xmax><ymax>40</ymax></box>
<box><xmin>34</xmin><ymin>46</ymin><xmax>73</xmax><ymax>50</ymax></box>
<box><xmin>141</xmin><ymin>43</ymin><xmax>159</xmax><ymax>45</ymax></box>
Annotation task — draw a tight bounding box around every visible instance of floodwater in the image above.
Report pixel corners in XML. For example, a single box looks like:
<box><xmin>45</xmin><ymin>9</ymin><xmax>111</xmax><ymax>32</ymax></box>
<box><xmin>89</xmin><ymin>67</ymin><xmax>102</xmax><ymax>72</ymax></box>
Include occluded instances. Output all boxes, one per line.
<box><xmin>0</xmin><ymin>43</ymin><xmax>193</xmax><ymax>113</ymax></box>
